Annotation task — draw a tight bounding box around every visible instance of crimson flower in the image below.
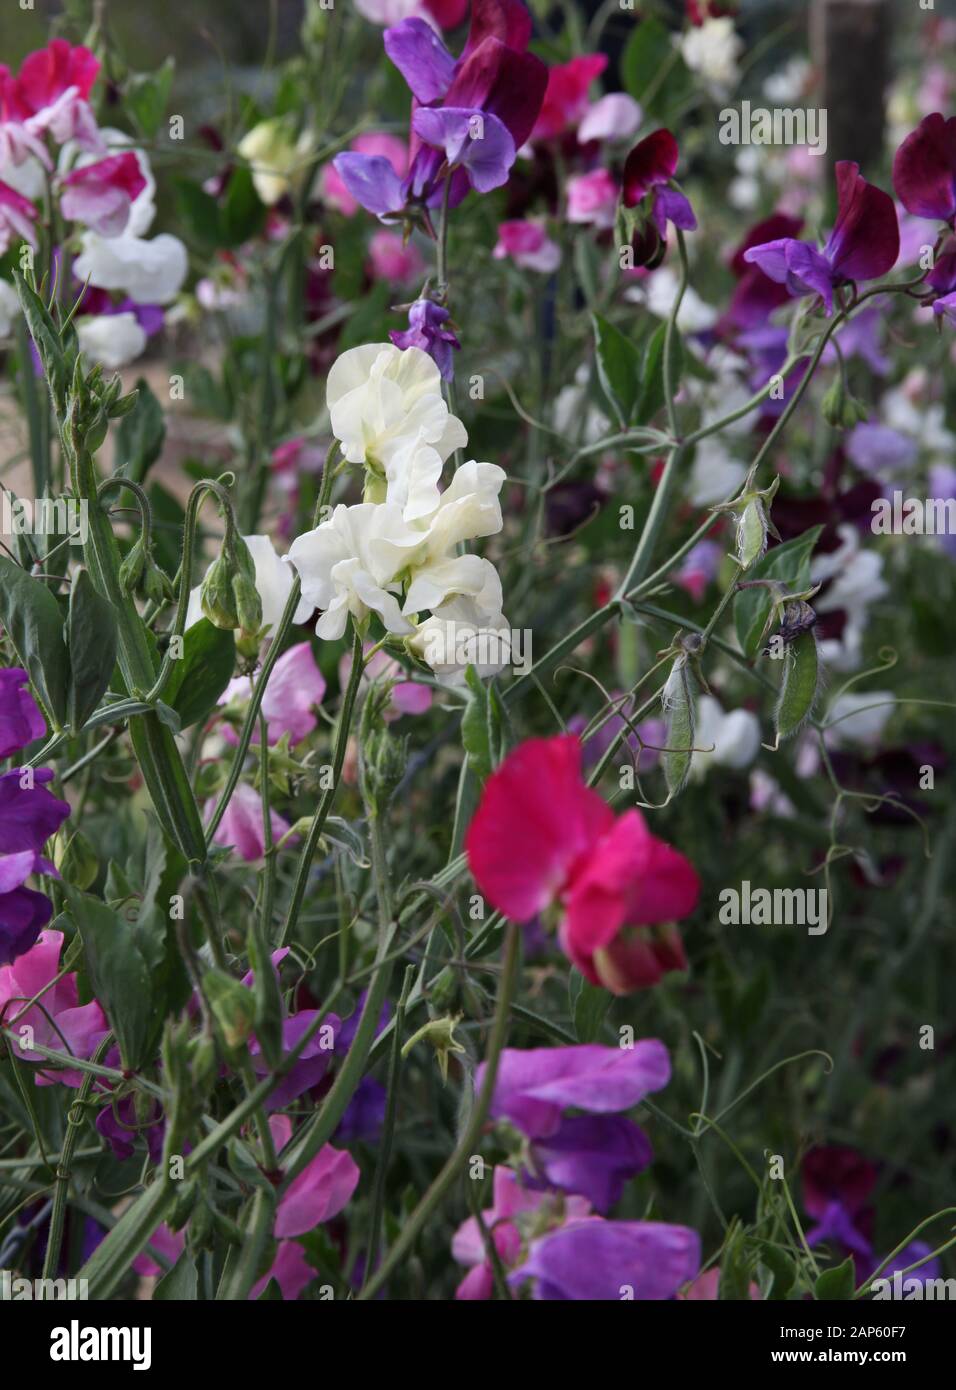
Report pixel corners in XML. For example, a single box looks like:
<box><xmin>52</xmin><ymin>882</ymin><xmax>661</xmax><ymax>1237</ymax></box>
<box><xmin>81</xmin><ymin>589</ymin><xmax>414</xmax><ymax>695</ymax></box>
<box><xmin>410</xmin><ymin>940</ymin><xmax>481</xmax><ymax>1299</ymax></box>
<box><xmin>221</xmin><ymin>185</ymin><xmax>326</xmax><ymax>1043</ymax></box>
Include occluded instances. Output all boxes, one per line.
<box><xmin>892</xmin><ymin>111</ymin><xmax>956</xmax><ymax>224</ymax></box>
<box><xmin>465</xmin><ymin>735</ymin><xmax>700</xmax><ymax>995</ymax></box>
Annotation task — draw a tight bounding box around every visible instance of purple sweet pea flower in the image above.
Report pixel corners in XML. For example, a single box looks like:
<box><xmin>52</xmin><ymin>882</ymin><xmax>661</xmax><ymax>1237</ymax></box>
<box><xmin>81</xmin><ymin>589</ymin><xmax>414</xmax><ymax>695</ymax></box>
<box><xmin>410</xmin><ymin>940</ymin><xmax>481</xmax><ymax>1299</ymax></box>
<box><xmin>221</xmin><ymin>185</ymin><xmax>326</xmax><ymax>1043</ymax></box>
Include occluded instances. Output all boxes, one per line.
<box><xmin>510</xmin><ymin>1218</ymin><xmax>701</xmax><ymax>1300</ymax></box>
<box><xmin>336</xmin><ymin>1076</ymin><xmax>388</xmax><ymax>1144</ymax></box>
<box><xmin>390</xmin><ymin>298</ymin><xmax>461</xmax><ymax>381</ymax></box>
<box><xmin>95</xmin><ymin>1091</ymin><xmax>165</xmax><ymax>1164</ymax></box>
<box><xmin>892</xmin><ymin>112</ymin><xmax>956</xmax><ymax>224</ymax></box>
<box><xmin>273</xmin><ymin>1142</ymin><xmax>360</xmax><ymax>1238</ymax></box>
<box><xmin>242</xmin><ymin>948</ymin><xmax>342</xmax><ymax>1111</ymax></box>
<box><xmin>528</xmin><ymin>1113</ymin><xmax>653</xmax><ymax>1213</ymax></box>
<box><xmin>478</xmin><ymin>1040</ymin><xmax>670</xmax><ymax>1138</ymax></box>
<box><xmin>932</xmin><ymin>289</ymin><xmax>956</xmax><ymax>328</ymax></box>
<box><xmin>0</xmin><ymin>849</ymin><xmax>58</xmax><ymax>964</ymax></box>
<box><xmin>0</xmin><ymin>668</ymin><xmax>46</xmax><ymax>758</ymax></box>
<box><xmin>743</xmin><ymin>162</ymin><xmax>900</xmax><ymax>316</ymax></box>
<box><xmin>845</xmin><ymin>423</ymin><xmax>917</xmax><ymax>481</ymax></box>
<box><xmin>928</xmin><ymin>464</ymin><xmax>956</xmax><ymax>560</ymax></box>
<box><xmin>412</xmin><ymin>106</ymin><xmax>515</xmax><ymax>193</ymax></box>
<box><xmin>0</xmin><ymin>767</ymin><xmax>71</xmax><ymax>855</ymax></box>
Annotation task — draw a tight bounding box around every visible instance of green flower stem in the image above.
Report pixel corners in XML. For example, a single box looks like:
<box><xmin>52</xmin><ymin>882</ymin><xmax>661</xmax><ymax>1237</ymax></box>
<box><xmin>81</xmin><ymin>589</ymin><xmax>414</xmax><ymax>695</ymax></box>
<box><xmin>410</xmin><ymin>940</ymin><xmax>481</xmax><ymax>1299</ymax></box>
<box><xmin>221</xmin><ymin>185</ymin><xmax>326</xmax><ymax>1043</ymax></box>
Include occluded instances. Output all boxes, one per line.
<box><xmin>362</xmin><ymin>963</ymin><xmax>414</xmax><ymax>1291</ymax></box>
<box><xmin>41</xmin><ymin>1033</ymin><xmax>113</xmax><ymax>1282</ymax></box>
<box><xmin>357</xmin><ymin>921</ymin><xmax>521</xmax><ymax>1300</ymax></box>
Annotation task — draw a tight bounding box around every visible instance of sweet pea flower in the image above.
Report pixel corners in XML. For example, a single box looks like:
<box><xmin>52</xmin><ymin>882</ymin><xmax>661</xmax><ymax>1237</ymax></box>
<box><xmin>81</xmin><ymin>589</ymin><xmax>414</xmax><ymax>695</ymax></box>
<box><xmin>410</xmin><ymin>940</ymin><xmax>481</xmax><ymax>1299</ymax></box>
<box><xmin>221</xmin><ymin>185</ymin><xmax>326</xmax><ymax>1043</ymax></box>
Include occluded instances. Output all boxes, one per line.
<box><xmin>274</xmin><ymin>1143</ymin><xmax>361</xmax><ymax>1237</ymax></box>
<box><xmin>671</xmin><ymin>539</ymin><xmax>722</xmax><ymax>603</ymax></box>
<box><xmin>335</xmin><ymin>1</ymin><xmax>547</xmax><ymax>220</ymax></box>
<box><xmin>186</xmin><ymin>533</ymin><xmax>313</xmax><ymax>635</ymax></box>
<box><xmin>0</xmin><ymin>668</ymin><xmax>46</xmax><ymax>758</ymax></box>
<box><xmin>845</xmin><ymin>423</ymin><xmax>917</xmax><ymax>480</ymax></box>
<box><xmin>531</xmin><ymin>54</ymin><xmax>608</xmax><ymax>141</ymax></box>
<box><xmin>0</xmin><ymin>767</ymin><xmax>71</xmax><ymax>858</ymax></box>
<box><xmin>679</xmin><ymin>16</ymin><xmax>743</xmax><ymax>100</ymax></box>
<box><xmin>743</xmin><ymin>162</ymin><xmax>900</xmax><ymax>316</ymax></box>
<box><xmin>0</xmin><ymin>929</ymin><xmax>108</xmax><ymax>1081</ymax></box>
<box><xmin>354</xmin><ymin>0</ymin><xmax>468</xmax><ymax>26</ymax></box>
<box><xmin>60</xmin><ymin>151</ymin><xmax>147</xmax><ymax>237</ymax></box>
<box><xmin>0</xmin><ymin>178</ymin><xmax>38</xmax><ymax>252</ymax></box>
<box><xmin>465</xmin><ymin>735</ymin><xmax>700</xmax><ymax>994</ymax></box>
<box><xmin>4</xmin><ymin>40</ymin><xmax>102</xmax><ymax>156</ymax></box>
<box><xmin>577</xmin><ymin>93</ymin><xmax>642</xmax><ymax>146</ymax></box>
<box><xmin>691</xmin><ymin>695</ymin><xmax>762</xmax><ymax>777</ymax></box>
<box><xmin>218</xmin><ymin>642</ymin><xmax>326</xmax><ymax>746</ymax></box>
<box><xmin>452</xmin><ymin>1165</ymin><xmax>592</xmax><ymax>1299</ymax></box>
<box><xmin>76</xmin><ymin>310</ymin><xmax>147</xmax><ymax>369</ymax></box>
<box><xmin>493</xmin><ymin>219</ymin><xmax>561</xmax><ymax>273</ymax></box>
<box><xmin>892</xmin><ymin>112</ymin><xmax>956</xmax><ymax>224</ymax></box>
<box><xmin>368</xmin><ymin>227</ymin><xmax>426</xmax><ymax>284</ymax></box>
<box><xmin>322</xmin><ymin>134</ymin><xmax>408</xmax><ymax>216</ymax></box>
<box><xmin>511</xmin><ymin>1219</ymin><xmax>700</xmax><ymax>1300</ymax></box>
<box><xmin>1</xmin><ymin>850</ymin><xmax>61</xmax><ymax>965</ymax></box>
<box><xmin>339</xmin><ymin>644</ymin><xmax>433</xmax><ymax>720</ymax></box>
<box><xmin>206</xmin><ymin>781</ymin><xmax>293</xmax><ymax>862</ymax></box>
<box><xmin>622</xmin><ymin>128</ymin><xmax>697</xmax><ymax>267</ymax></box>
<box><xmin>390</xmin><ymin>298</ymin><xmax>461</xmax><ymax>381</ymax></box>
<box><xmin>802</xmin><ymin>1145</ymin><xmax>876</xmax><ymax>1261</ymax></box>
<box><xmin>566</xmin><ymin>168</ymin><xmax>618</xmax><ymax>228</ymax></box>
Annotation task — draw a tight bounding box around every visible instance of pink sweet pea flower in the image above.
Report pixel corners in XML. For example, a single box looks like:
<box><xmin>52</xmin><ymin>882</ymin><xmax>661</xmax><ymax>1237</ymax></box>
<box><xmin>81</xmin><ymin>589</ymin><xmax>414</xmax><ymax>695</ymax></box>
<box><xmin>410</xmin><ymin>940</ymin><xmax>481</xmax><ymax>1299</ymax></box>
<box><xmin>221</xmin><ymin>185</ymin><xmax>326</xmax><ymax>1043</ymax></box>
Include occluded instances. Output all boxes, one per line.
<box><xmin>493</xmin><ymin>219</ymin><xmax>561</xmax><ymax>272</ymax></box>
<box><xmin>532</xmin><ymin>54</ymin><xmax>608</xmax><ymax>141</ymax></box>
<box><xmin>368</xmin><ymin>227</ymin><xmax>426</xmax><ymax>283</ymax></box>
<box><xmin>15</xmin><ymin>39</ymin><xmax>100</xmax><ymax>113</ymax></box>
<box><xmin>0</xmin><ymin>178</ymin><xmax>38</xmax><ymax>252</ymax></box>
<box><xmin>59</xmin><ymin>152</ymin><xmax>147</xmax><ymax>237</ymax></box>
<box><xmin>892</xmin><ymin>112</ymin><xmax>956</xmax><ymax>225</ymax></box>
<box><xmin>465</xmin><ymin>735</ymin><xmax>700</xmax><ymax>994</ymax></box>
<box><xmin>274</xmin><ymin>1143</ymin><xmax>360</xmax><ymax>1238</ymax></box>
<box><xmin>339</xmin><ymin>645</ymin><xmax>432</xmax><ymax>721</ymax></box>
<box><xmin>577</xmin><ymin>92</ymin><xmax>642</xmax><ymax>145</ymax></box>
<box><xmin>132</xmin><ymin>1224</ymin><xmax>185</xmax><ymax>1279</ymax></box>
<box><xmin>0</xmin><ymin>929</ymin><xmax>108</xmax><ymax>1086</ymax></box>
<box><xmin>206</xmin><ymin>781</ymin><xmax>293</xmax><ymax>862</ymax></box>
<box><xmin>566</xmin><ymin>168</ymin><xmax>618</xmax><ymax>228</ymax></box>
<box><xmin>218</xmin><ymin>641</ymin><xmax>326</xmax><ymax>746</ymax></box>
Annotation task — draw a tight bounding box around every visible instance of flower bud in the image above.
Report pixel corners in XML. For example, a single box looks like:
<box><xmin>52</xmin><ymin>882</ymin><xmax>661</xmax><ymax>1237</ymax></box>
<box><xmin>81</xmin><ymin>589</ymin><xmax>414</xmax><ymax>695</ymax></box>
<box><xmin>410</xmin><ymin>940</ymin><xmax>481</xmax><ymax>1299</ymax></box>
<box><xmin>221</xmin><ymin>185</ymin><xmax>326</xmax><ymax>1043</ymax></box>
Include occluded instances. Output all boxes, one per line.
<box><xmin>200</xmin><ymin>534</ymin><xmax>263</xmax><ymax>638</ymax></box>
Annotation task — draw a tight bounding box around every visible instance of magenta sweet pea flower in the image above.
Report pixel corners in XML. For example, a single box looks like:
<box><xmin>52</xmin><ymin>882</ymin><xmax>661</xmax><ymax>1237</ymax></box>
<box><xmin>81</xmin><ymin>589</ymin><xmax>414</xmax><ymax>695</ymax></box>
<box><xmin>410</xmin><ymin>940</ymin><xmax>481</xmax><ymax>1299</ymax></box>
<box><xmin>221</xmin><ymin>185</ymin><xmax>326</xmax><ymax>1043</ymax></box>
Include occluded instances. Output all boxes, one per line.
<box><xmin>802</xmin><ymin>1145</ymin><xmax>876</xmax><ymax>1260</ymax></box>
<box><xmin>465</xmin><ymin>735</ymin><xmax>699</xmax><ymax>994</ymax></box>
<box><xmin>273</xmin><ymin>1142</ymin><xmax>360</xmax><ymax>1238</ymax></box>
<box><xmin>510</xmin><ymin>1218</ymin><xmax>700</xmax><ymax>1300</ymax></box>
<box><xmin>60</xmin><ymin>151</ymin><xmax>147</xmax><ymax>237</ymax></box>
<box><xmin>566</xmin><ymin>167</ymin><xmax>618</xmax><ymax>228</ymax></box>
<box><xmin>531</xmin><ymin>54</ymin><xmax>608</xmax><ymax>141</ymax></box>
<box><xmin>493</xmin><ymin>219</ymin><xmax>561</xmax><ymax>273</ymax></box>
<box><xmin>0</xmin><ymin>178</ymin><xmax>39</xmax><ymax>253</ymax></box>
<box><xmin>0</xmin><ymin>850</ymin><xmax>60</xmax><ymax>965</ymax></box>
<box><xmin>0</xmin><ymin>929</ymin><xmax>108</xmax><ymax>1082</ymax></box>
<box><xmin>743</xmin><ymin>162</ymin><xmax>900</xmax><ymax>316</ymax></box>
<box><xmin>368</xmin><ymin>227</ymin><xmax>426</xmax><ymax>284</ymax></box>
<box><xmin>0</xmin><ymin>668</ymin><xmax>46</xmax><ymax>759</ymax></box>
<box><xmin>15</xmin><ymin>38</ymin><xmax>99</xmax><ymax>114</ymax></box>
<box><xmin>389</xmin><ymin>297</ymin><xmax>461</xmax><ymax>381</ymax></box>
<box><xmin>892</xmin><ymin>112</ymin><xmax>956</xmax><ymax>224</ymax></box>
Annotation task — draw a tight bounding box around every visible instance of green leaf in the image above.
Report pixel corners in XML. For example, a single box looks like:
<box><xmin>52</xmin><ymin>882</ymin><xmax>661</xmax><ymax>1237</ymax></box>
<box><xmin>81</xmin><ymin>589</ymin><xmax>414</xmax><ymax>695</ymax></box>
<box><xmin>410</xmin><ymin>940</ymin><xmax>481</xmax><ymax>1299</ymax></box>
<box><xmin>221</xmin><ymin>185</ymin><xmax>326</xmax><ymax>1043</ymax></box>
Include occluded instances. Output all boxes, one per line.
<box><xmin>153</xmin><ymin>1248</ymin><xmax>198</xmax><ymax>1300</ymax></box>
<box><xmin>64</xmin><ymin>886</ymin><xmax>171</xmax><ymax>1071</ymax></box>
<box><xmin>12</xmin><ymin>270</ymin><xmax>65</xmax><ymax>408</ymax></box>
<box><xmin>757</xmin><ymin>1244</ymin><xmax>797</xmax><ymax>1301</ymax></box>
<box><xmin>115</xmin><ymin>378</ymin><xmax>166</xmax><ymax>482</ymax></box>
<box><xmin>0</xmin><ymin>554</ymin><xmax>70</xmax><ymax>727</ymax></box>
<box><xmin>621</xmin><ymin>17</ymin><xmax>692</xmax><ymax>121</ymax></box>
<box><xmin>733</xmin><ymin>526</ymin><xmax>823</xmax><ymax>658</ymax></box>
<box><xmin>814</xmin><ymin>1256</ymin><xmax>856</xmax><ymax>1300</ymax></box>
<box><xmin>220</xmin><ymin>166</ymin><xmax>267</xmax><ymax>247</ymax></box>
<box><xmin>125</xmin><ymin>59</ymin><xmax>175</xmax><ymax>140</ymax></box>
<box><xmin>174</xmin><ymin>179</ymin><xmax>222</xmax><ymax>252</ymax></box>
<box><xmin>163</xmin><ymin>618</ymin><xmax>236</xmax><ymax>730</ymax></box>
<box><xmin>635</xmin><ymin>321</ymin><xmax>683</xmax><ymax>427</ymax></box>
<box><xmin>67</xmin><ymin>569</ymin><xmax>118</xmax><ymax>730</ymax></box>
<box><xmin>571</xmin><ymin>976</ymin><xmax>611</xmax><ymax>1042</ymax></box>
<box><xmin>592</xmin><ymin>313</ymin><xmax>642</xmax><ymax>428</ymax></box>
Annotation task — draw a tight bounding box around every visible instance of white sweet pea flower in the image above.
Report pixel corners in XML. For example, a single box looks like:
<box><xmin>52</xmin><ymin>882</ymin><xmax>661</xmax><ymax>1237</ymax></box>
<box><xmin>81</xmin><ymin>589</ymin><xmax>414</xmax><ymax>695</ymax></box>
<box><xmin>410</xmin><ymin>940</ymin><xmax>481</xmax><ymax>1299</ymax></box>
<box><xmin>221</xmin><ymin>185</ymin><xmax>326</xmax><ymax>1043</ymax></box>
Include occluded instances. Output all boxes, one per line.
<box><xmin>824</xmin><ymin>691</ymin><xmax>895</xmax><ymax>748</ymax></box>
<box><xmin>410</xmin><ymin>459</ymin><xmax>505</xmax><ymax>552</ymax></box>
<box><xmin>186</xmin><ymin>534</ymin><xmax>312</xmax><ymax>633</ymax></box>
<box><xmin>811</xmin><ymin>524</ymin><xmax>889</xmax><ymax>671</ymax></box>
<box><xmin>289</xmin><ymin>503</ymin><xmax>422</xmax><ymax>640</ymax></box>
<box><xmin>410</xmin><ymin>591</ymin><xmax>512</xmax><ymax>684</ymax></box>
<box><xmin>327</xmin><ymin>344</ymin><xmax>467</xmax><ymax>470</ymax></box>
<box><xmin>679</xmin><ymin>17</ymin><xmax>743</xmax><ymax>100</ymax></box>
<box><xmin>76</xmin><ymin>311</ymin><xmax>146</xmax><ymax>369</ymax></box>
<box><xmin>692</xmin><ymin>695</ymin><xmax>762</xmax><ymax>778</ymax></box>
<box><xmin>687</xmin><ymin>438</ymin><xmax>747</xmax><ymax>507</ymax></box>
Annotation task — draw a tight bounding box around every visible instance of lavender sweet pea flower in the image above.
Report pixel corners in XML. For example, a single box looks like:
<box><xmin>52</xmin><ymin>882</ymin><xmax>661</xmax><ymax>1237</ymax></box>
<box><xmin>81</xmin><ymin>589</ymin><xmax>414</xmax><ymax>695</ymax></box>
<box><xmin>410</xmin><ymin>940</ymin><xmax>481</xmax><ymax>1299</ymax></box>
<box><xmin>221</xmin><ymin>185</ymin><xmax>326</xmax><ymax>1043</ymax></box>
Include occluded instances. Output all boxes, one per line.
<box><xmin>390</xmin><ymin>298</ymin><xmax>461</xmax><ymax>381</ymax></box>
<box><xmin>928</xmin><ymin>464</ymin><xmax>956</xmax><ymax>560</ymax></box>
<box><xmin>478</xmin><ymin>1040</ymin><xmax>670</xmax><ymax>1138</ymax></box>
<box><xmin>743</xmin><ymin>162</ymin><xmax>900</xmax><ymax>316</ymax></box>
<box><xmin>845</xmin><ymin>424</ymin><xmax>917</xmax><ymax>481</ymax></box>
<box><xmin>0</xmin><ymin>668</ymin><xmax>46</xmax><ymax>757</ymax></box>
<box><xmin>384</xmin><ymin>16</ymin><xmax>458</xmax><ymax>102</ymax></box>
<box><xmin>510</xmin><ymin>1219</ymin><xmax>700</xmax><ymax>1300</ymax></box>
<box><xmin>528</xmin><ymin>1113</ymin><xmax>653</xmax><ymax>1212</ymax></box>
<box><xmin>412</xmin><ymin>106</ymin><xmax>515</xmax><ymax>193</ymax></box>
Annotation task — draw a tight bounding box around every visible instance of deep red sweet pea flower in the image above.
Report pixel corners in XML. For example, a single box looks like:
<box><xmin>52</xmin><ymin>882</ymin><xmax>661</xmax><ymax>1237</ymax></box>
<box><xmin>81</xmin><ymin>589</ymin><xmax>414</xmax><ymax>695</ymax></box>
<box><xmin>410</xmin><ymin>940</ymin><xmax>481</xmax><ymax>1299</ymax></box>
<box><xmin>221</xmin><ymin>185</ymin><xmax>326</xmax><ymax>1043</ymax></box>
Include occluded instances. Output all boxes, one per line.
<box><xmin>425</xmin><ymin>0</ymin><xmax>470</xmax><ymax>30</ymax></box>
<box><xmin>465</xmin><ymin>735</ymin><xmax>700</xmax><ymax>995</ymax></box>
<box><xmin>892</xmin><ymin>112</ymin><xmax>956</xmax><ymax>224</ymax></box>
<box><xmin>15</xmin><ymin>38</ymin><xmax>100</xmax><ymax>115</ymax></box>
<box><xmin>621</xmin><ymin>128</ymin><xmax>696</xmax><ymax>266</ymax></box>
<box><xmin>622</xmin><ymin>127</ymin><xmax>680</xmax><ymax>206</ymax></box>
<box><xmin>531</xmin><ymin>54</ymin><xmax>608</xmax><ymax>141</ymax></box>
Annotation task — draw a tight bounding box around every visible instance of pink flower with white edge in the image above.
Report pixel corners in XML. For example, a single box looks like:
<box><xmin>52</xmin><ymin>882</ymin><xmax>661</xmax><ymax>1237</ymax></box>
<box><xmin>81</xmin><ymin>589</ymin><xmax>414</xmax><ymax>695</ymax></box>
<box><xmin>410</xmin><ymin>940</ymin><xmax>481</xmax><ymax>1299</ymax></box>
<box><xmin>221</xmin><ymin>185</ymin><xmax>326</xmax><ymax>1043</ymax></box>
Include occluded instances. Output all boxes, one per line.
<box><xmin>493</xmin><ymin>220</ymin><xmax>561</xmax><ymax>273</ymax></box>
<box><xmin>0</xmin><ymin>178</ymin><xmax>38</xmax><ymax>252</ymax></box>
<box><xmin>15</xmin><ymin>39</ymin><xmax>100</xmax><ymax>115</ymax></box>
<box><xmin>0</xmin><ymin>929</ymin><xmax>108</xmax><ymax>1086</ymax></box>
<box><xmin>566</xmin><ymin>168</ymin><xmax>618</xmax><ymax>229</ymax></box>
<box><xmin>577</xmin><ymin>93</ymin><xmax>642</xmax><ymax>146</ymax></box>
<box><xmin>59</xmin><ymin>152</ymin><xmax>147</xmax><ymax>237</ymax></box>
<box><xmin>218</xmin><ymin>641</ymin><xmax>326</xmax><ymax>746</ymax></box>
<box><xmin>206</xmin><ymin>781</ymin><xmax>294</xmax><ymax>863</ymax></box>
<box><xmin>465</xmin><ymin>735</ymin><xmax>700</xmax><ymax>995</ymax></box>
<box><xmin>320</xmin><ymin>133</ymin><xmax>408</xmax><ymax>216</ymax></box>
<box><xmin>367</xmin><ymin>227</ymin><xmax>426</xmax><ymax>284</ymax></box>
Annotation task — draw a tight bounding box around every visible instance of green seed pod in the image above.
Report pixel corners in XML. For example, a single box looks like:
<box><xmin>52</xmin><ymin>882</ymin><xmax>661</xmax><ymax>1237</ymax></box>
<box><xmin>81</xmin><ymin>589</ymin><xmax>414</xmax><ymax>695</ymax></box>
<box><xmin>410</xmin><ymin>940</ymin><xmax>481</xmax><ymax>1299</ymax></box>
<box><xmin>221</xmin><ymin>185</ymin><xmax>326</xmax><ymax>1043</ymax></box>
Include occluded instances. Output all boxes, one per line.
<box><xmin>661</xmin><ymin>655</ymin><xmax>698</xmax><ymax>797</ymax></box>
<box><xmin>775</xmin><ymin>629</ymin><xmax>819</xmax><ymax>741</ymax></box>
<box><xmin>167</xmin><ymin>1178</ymin><xmax>200</xmax><ymax>1234</ymax></box>
<box><xmin>736</xmin><ymin>497</ymin><xmax>768</xmax><ymax>570</ymax></box>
